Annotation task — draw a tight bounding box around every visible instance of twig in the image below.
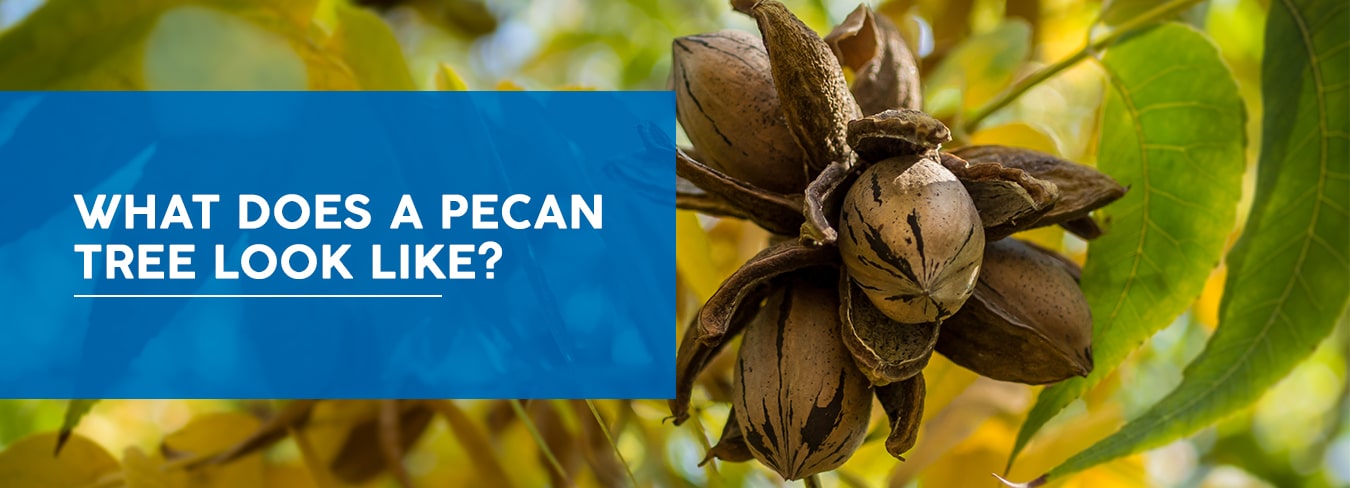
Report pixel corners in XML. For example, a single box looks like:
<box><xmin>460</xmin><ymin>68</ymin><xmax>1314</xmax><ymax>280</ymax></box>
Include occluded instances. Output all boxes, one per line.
<box><xmin>581</xmin><ymin>400</ymin><xmax>641</xmax><ymax>487</ymax></box>
<box><xmin>963</xmin><ymin>0</ymin><xmax>1204</xmax><ymax>132</ymax></box>
<box><xmin>378</xmin><ymin>400</ymin><xmax>415</xmax><ymax>488</ymax></box>
<box><xmin>510</xmin><ymin>399</ymin><xmax>572</xmax><ymax>487</ymax></box>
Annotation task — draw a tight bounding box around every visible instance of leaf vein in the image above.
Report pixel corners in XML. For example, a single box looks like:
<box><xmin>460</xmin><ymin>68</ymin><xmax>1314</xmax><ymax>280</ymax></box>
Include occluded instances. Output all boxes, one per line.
<box><xmin>1316</xmin><ymin>41</ymin><xmax>1349</xmax><ymax>62</ymax></box>
<box><xmin>1148</xmin><ymin>187</ymin><xmax>1209</xmax><ymax>211</ymax></box>
<box><xmin>1142</xmin><ymin>142</ymin><xmax>1229</xmax><ymax>151</ymax></box>
<box><xmin>1146</xmin><ymin>220</ymin><xmax>1186</xmax><ymax>250</ymax></box>
<box><xmin>1126</xmin><ymin>65</ymin><xmax>1190</xmax><ymax>92</ymax></box>
<box><xmin>1310</xmin><ymin>2</ymin><xmax>1349</xmax><ymax>31</ymax></box>
<box><xmin>1224</xmin><ymin>298</ymin><xmax>1283</xmax><ymax>318</ymax></box>
<box><xmin>1230</xmin><ymin>225</ymin><xmax>1312</xmax><ymax>286</ymax></box>
<box><xmin>1294</xmin><ymin>274</ymin><xmax>1326</xmax><ymax>312</ymax></box>
<box><xmin>1262</xmin><ymin>187</ymin><xmax>1319</xmax><ymax>224</ymax></box>
<box><xmin>1310</xmin><ymin>232</ymin><xmax>1350</xmax><ymax>268</ymax></box>
<box><xmin>1318</xmin><ymin>195</ymin><xmax>1349</xmax><ymax>217</ymax></box>
<box><xmin>1287</xmin><ymin>130</ymin><xmax>1321</xmax><ymax>157</ymax></box>
<box><xmin>1100</xmin><ymin>61</ymin><xmax>1154</xmax><ymax>327</ymax></box>
<box><xmin>1136</xmin><ymin>101</ymin><xmax>1229</xmax><ymax>115</ymax></box>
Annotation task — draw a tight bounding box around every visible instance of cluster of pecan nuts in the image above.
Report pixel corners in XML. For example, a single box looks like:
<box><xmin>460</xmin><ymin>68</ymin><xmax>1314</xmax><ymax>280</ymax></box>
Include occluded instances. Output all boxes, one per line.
<box><xmin>671</xmin><ymin>0</ymin><xmax>1126</xmax><ymax>480</ymax></box>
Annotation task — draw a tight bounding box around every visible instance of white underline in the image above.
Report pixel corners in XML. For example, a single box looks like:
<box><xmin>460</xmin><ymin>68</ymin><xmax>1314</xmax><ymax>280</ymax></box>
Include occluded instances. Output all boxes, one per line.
<box><xmin>73</xmin><ymin>294</ymin><xmax>443</xmax><ymax>299</ymax></box>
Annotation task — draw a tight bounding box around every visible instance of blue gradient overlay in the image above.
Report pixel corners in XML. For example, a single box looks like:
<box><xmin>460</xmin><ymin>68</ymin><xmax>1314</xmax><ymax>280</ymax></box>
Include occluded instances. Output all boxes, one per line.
<box><xmin>0</xmin><ymin>91</ymin><xmax>674</xmax><ymax>399</ymax></box>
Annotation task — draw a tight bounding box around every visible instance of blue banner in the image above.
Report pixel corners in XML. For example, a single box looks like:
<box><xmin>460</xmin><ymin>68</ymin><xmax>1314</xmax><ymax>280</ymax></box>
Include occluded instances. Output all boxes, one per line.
<box><xmin>0</xmin><ymin>91</ymin><xmax>675</xmax><ymax>399</ymax></box>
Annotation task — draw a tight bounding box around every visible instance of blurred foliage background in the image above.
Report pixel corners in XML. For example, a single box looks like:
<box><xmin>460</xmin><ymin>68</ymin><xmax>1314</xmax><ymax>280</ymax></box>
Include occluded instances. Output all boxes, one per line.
<box><xmin>0</xmin><ymin>0</ymin><xmax>1345</xmax><ymax>487</ymax></box>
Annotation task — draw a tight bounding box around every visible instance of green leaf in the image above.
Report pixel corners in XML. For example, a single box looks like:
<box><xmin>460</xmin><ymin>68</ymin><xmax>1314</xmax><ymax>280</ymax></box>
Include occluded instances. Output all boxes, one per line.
<box><xmin>326</xmin><ymin>1</ymin><xmax>416</xmax><ymax>90</ymax></box>
<box><xmin>0</xmin><ymin>0</ymin><xmax>356</xmax><ymax>89</ymax></box>
<box><xmin>55</xmin><ymin>399</ymin><xmax>99</xmax><ymax>455</ymax></box>
<box><xmin>142</xmin><ymin>5</ymin><xmax>310</xmax><ymax>90</ymax></box>
<box><xmin>1033</xmin><ymin>0</ymin><xmax>1350</xmax><ymax>481</ymax></box>
<box><xmin>1010</xmin><ymin>22</ymin><xmax>1246</xmax><ymax>468</ymax></box>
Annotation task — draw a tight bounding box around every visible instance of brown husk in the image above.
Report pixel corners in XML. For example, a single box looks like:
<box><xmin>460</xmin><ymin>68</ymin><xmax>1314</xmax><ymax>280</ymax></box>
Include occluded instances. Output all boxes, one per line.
<box><xmin>701</xmin><ymin>408</ymin><xmax>755</xmax><ymax>465</ymax></box>
<box><xmin>847</xmin><ymin>109</ymin><xmax>951</xmax><ymax>163</ymax></box>
<box><xmin>676</xmin><ymin>148</ymin><xmax>804</xmax><ymax>236</ymax></box>
<box><xmin>938</xmin><ymin>152</ymin><xmax>1060</xmax><ymax>240</ymax></box>
<box><xmin>839</xmin><ymin>272</ymin><xmax>939</xmax><ymax>386</ymax></box>
<box><xmin>734</xmin><ymin>0</ymin><xmax>861</xmax><ymax>175</ymax></box>
<box><xmin>875</xmin><ymin>373</ymin><xmax>925</xmax><ymax>460</ymax></box>
<box><xmin>950</xmin><ymin>145</ymin><xmax>1127</xmax><ymax>239</ymax></box>
<box><xmin>936</xmin><ymin>238</ymin><xmax>1094</xmax><ymax>385</ymax></box>
<box><xmin>672</xmin><ymin>240</ymin><xmax>837</xmax><ymax>424</ymax></box>
<box><xmin>802</xmin><ymin>161</ymin><xmax>863</xmax><ymax>245</ymax></box>
<box><xmin>825</xmin><ymin>4</ymin><xmax>922</xmax><ymax>114</ymax></box>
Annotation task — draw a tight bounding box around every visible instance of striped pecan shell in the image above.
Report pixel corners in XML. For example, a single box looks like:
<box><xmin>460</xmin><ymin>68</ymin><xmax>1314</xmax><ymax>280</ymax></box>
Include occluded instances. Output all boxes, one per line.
<box><xmin>673</xmin><ymin>30</ymin><xmax>808</xmax><ymax>193</ymax></box>
<box><xmin>838</xmin><ymin>155</ymin><xmax>985</xmax><ymax>323</ymax></box>
<box><xmin>733</xmin><ymin>274</ymin><xmax>873</xmax><ymax>480</ymax></box>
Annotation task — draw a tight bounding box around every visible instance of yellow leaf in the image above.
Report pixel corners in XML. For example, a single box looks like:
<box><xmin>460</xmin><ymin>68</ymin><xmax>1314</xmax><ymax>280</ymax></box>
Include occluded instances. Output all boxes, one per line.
<box><xmin>287</xmin><ymin>426</ymin><xmax>338</xmax><ymax>488</ymax></box>
<box><xmin>309</xmin><ymin>0</ymin><xmax>340</xmax><ymax>34</ymax></box>
<box><xmin>427</xmin><ymin>400</ymin><xmax>516</xmax><ymax>488</ymax></box>
<box><xmin>56</xmin><ymin>399</ymin><xmax>100</xmax><ymax>455</ymax></box>
<box><xmin>917</xmin><ymin>406</ymin><xmax>1147</xmax><ymax>488</ymax></box>
<box><xmin>123</xmin><ymin>446</ymin><xmax>186</xmax><ymax>488</ymax></box>
<box><xmin>916</xmin><ymin>420</ymin><xmax>1015</xmax><ymax>487</ymax></box>
<box><xmin>676</xmin><ymin>211</ymin><xmax>721</xmax><ymax>301</ymax></box>
<box><xmin>890</xmin><ymin>379</ymin><xmax>1028</xmax><ymax>485</ymax></box>
<box><xmin>296</xmin><ymin>399</ymin><xmax>439</xmax><ymax>485</ymax></box>
<box><xmin>1192</xmin><ymin>266</ymin><xmax>1227</xmax><ymax>330</ymax></box>
<box><xmin>1052</xmin><ymin>457</ymin><xmax>1147</xmax><ymax>488</ymax></box>
<box><xmin>1083</xmin><ymin>368</ymin><xmax>1123</xmax><ymax>409</ymax></box>
<box><xmin>0</xmin><ymin>432</ymin><xmax>119</xmax><ymax>488</ymax></box>
<box><xmin>263</xmin><ymin>463</ymin><xmax>320</xmax><ymax>488</ymax></box>
<box><xmin>1013</xmin><ymin>225</ymin><xmax>1070</xmax><ymax>257</ymax></box>
<box><xmin>300</xmin><ymin>400</ymin><xmax>381</xmax><ymax>463</ymax></box>
<box><xmin>164</xmin><ymin>412</ymin><xmax>261</xmax><ymax>456</ymax></box>
<box><xmin>495</xmin><ymin>80</ymin><xmax>526</xmax><ymax>91</ymax></box>
<box><xmin>1010</xmin><ymin>403</ymin><xmax>1146</xmax><ymax>487</ymax></box>
<box><xmin>162</xmin><ymin>412</ymin><xmax>265</xmax><ymax>488</ymax></box>
<box><xmin>435</xmin><ymin>63</ymin><xmax>470</xmax><ymax>91</ymax></box>
<box><xmin>269</xmin><ymin>0</ymin><xmax>321</xmax><ymax>31</ymax></box>
<box><xmin>918</xmin><ymin>355</ymin><xmax>981</xmax><ymax>423</ymax></box>
<box><xmin>705</xmin><ymin>218</ymin><xmax>770</xmax><ymax>278</ymax></box>
<box><xmin>968</xmin><ymin>122</ymin><xmax>1062</xmax><ymax>155</ymax></box>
